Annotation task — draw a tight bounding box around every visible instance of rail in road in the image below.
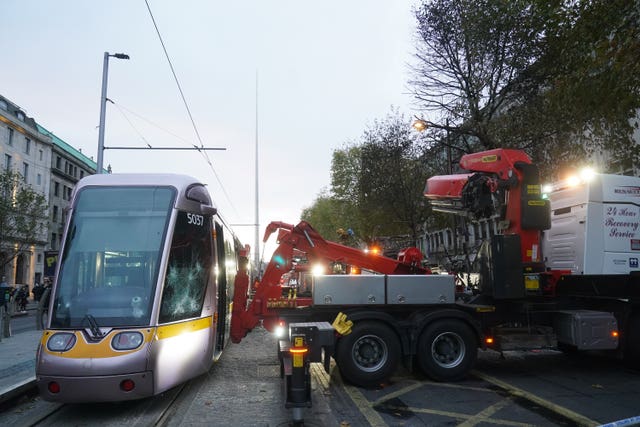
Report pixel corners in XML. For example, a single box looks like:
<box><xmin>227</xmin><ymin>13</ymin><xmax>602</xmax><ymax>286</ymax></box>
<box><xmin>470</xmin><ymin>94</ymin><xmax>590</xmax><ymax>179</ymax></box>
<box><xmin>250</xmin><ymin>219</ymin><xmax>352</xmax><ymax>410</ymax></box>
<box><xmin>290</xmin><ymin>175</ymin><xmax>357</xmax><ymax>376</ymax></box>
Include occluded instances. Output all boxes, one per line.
<box><xmin>0</xmin><ymin>327</ymin><xmax>335</xmax><ymax>427</ymax></box>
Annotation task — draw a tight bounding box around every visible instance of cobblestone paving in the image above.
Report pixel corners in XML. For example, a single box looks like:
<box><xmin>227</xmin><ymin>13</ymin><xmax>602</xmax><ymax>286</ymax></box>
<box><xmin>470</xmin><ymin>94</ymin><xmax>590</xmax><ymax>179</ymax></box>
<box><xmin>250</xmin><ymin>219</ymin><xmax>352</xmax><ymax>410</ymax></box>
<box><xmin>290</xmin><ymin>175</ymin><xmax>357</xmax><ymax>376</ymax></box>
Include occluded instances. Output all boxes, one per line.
<box><xmin>166</xmin><ymin>326</ymin><xmax>337</xmax><ymax>427</ymax></box>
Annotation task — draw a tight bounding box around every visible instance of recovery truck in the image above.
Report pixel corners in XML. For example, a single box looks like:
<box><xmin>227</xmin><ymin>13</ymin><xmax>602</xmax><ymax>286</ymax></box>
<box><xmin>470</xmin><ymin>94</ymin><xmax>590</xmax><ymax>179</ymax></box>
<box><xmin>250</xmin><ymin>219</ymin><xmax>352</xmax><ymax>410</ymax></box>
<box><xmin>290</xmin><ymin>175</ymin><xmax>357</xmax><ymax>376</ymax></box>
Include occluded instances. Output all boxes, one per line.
<box><xmin>229</xmin><ymin>148</ymin><xmax>640</xmax><ymax>421</ymax></box>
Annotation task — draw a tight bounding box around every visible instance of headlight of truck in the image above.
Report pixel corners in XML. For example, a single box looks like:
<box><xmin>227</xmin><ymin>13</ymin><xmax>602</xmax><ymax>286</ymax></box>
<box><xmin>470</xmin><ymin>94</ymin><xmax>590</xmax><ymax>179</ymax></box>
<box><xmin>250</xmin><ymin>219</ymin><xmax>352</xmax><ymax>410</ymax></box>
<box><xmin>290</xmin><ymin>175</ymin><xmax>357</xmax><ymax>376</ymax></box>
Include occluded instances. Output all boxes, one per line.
<box><xmin>47</xmin><ymin>332</ymin><xmax>77</xmax><ymax>352</ymax></box>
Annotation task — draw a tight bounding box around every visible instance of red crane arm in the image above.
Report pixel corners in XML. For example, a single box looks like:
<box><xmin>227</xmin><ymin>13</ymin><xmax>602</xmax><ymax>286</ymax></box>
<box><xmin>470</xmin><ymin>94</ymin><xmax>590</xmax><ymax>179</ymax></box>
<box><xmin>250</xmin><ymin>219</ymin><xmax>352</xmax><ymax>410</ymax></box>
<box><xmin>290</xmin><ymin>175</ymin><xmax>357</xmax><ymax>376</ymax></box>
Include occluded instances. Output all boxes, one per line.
<box><xmin>230</xmin><ymin>221</ymin><xmax>429</xmax><ymax>343</ymax></box>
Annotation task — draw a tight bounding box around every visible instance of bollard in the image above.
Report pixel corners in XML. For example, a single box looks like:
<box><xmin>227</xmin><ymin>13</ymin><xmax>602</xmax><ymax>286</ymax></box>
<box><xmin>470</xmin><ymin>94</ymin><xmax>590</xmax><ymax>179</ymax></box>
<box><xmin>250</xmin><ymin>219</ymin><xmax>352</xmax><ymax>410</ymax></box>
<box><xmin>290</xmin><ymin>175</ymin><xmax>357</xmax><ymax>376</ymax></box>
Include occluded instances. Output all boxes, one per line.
<box><xmin>36</xmin><ymin>306</ymin><xmax>43</xmax><ymax>330</ymax></box>
<box><xmin>2</xmin><ymin>304</ymin><xmax>11</xmax><ymax>338</ymax></box>
<box><xmin>37</xmin><ymin>288</ymin><xmax>51</xmax><ymax>331</ymax></box>
<box><xmin>280</xmin><ymin>322</ymin><xmax>335</xmax><ymax>425</ymax></box>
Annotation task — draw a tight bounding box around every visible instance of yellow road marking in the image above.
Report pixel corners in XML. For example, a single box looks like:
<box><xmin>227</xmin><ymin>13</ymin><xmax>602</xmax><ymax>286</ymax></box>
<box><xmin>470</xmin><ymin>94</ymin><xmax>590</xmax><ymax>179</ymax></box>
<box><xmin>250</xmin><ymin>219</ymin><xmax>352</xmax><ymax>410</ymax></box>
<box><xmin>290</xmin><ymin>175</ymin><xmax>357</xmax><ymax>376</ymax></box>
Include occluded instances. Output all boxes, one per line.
<box><xmin>334</xmin><ymin>372</ymin><xmax>532</xmax><ymax>426</ymax></box>
<box><xmin>378</xmin><ymin>403</ymin><xmax>535</xmax><ymax>426</ymax></box>
<box><xmin>370</xmin><ymin>381</ymin><xmax>424</xmax><ymax>405</ymax></box>
<box><xmin>319</xmin><ymin>362</ymin><xmax>600</xmax><ymax>426</ymax></box>
<box><xmin>457</xmin><ymin>399</ymin><xmax>531</xmax><ymax>427</ymax></box>
<box><xmin>310</xmin><ymin>363</ymin><xmax>331</xmax><ymax>391</ymax></box>
<box><xmin>471</xmin><ymin>370</ymin><xmax>600</xmax><ymax>427</ymax></box>
<box><xmin>342</xmin><ymin>382</ymin><xmax>387</xmax><ymax>427</ymax></box>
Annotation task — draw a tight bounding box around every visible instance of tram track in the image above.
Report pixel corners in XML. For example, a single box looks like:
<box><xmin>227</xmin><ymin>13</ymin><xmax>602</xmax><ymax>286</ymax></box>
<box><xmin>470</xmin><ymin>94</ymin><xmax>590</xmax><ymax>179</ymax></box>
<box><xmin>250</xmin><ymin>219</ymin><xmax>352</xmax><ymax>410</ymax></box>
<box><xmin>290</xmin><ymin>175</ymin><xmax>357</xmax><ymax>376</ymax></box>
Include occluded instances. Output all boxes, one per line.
<box><xmin>1</xmin><ymin>381</ymin><xmax>189</xmax><ymax>427</ymax></box>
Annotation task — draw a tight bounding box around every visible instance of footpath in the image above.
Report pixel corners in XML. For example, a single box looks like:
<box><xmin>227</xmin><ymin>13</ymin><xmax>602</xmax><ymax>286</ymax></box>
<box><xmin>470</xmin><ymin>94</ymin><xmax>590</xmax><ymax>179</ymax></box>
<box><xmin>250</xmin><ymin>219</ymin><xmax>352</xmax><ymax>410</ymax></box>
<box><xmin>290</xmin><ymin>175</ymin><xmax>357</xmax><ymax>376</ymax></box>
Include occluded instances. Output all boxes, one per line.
<box><xmin>0</xmin><ymin>301</ymin><xmax>41</xmax><ymax>405</ymax></box>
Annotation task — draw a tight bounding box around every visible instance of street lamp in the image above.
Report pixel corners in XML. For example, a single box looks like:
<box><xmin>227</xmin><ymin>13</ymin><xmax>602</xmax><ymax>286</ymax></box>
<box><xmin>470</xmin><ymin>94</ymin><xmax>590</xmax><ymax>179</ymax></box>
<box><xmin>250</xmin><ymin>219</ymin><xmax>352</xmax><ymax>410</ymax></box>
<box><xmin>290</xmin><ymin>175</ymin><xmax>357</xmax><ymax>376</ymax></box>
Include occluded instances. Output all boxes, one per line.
<box><xmin>412</xmin><ymin>118</ymin><xmax>428</xmax><ymax>132</ymax></box>
<box><xmin>96</xmin><ymin>52</ymin><xmax>130</xmax><ymax>174</ymax></box>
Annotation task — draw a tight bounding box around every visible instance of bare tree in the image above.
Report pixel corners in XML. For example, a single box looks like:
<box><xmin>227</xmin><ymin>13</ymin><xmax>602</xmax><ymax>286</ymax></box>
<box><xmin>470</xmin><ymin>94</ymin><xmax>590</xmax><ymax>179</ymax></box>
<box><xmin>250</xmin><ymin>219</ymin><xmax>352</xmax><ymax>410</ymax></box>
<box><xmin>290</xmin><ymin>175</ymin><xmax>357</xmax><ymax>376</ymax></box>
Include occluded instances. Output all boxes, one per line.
<box><xmin>410</xmin><ymin>0</ymin><xmax>547</xmax><ymax>151</ymax></box>
<box><xmin>410</xmin><ymin>0</ymin><xmax>640</xmax><ymax>178</ymax></box>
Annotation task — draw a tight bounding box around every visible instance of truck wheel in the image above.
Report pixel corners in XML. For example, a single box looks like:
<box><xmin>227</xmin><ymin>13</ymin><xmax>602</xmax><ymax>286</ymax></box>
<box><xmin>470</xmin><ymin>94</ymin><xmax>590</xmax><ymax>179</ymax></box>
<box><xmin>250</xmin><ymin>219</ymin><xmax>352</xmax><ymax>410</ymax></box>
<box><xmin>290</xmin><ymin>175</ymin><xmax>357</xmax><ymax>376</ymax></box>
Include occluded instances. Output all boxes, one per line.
<box><xmin>417</xmin><ymin>319</ymin><xmax>477</xmax><ymax>382</ymax></box>
<box><xmin>335</xmin><ymin>321</ymin><xmax>400</xmax><ymax>387</ymax></box>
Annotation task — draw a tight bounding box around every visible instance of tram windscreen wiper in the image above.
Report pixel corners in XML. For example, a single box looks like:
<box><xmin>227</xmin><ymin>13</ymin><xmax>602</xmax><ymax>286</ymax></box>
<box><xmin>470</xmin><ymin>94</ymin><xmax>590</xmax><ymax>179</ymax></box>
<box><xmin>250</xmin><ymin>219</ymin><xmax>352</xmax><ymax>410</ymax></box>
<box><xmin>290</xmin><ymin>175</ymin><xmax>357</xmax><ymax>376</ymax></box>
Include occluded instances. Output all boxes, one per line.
<box><xmin>83</xmin><ymin>314</ymin><xmax>104</xmax><ymax>339</ymax></box>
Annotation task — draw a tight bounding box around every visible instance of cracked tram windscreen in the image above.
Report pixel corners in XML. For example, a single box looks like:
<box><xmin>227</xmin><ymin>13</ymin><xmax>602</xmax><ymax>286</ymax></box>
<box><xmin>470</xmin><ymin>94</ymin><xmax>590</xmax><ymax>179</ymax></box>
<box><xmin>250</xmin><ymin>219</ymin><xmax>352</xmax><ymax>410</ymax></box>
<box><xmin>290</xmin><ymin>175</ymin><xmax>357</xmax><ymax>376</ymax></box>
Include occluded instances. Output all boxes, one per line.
<box><xmin>159</xmin><ymin>211</ymin><xmax>213</xmax><ymax>323</ymax></box>
<box><xmin>51</xmin><ymin>186</ymin><xmax>175</xmax><ymax>328</ymax></box>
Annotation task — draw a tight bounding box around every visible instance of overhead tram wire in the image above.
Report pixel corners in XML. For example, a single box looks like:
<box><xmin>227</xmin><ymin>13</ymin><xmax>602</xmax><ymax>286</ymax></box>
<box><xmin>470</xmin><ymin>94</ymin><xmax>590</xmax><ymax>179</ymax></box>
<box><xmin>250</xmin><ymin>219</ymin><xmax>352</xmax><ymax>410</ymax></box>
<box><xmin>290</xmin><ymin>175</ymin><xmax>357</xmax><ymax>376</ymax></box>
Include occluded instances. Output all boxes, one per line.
<box><xmin>144</xmin><ymin>0</ymin><xmax>204</xmax><ymax>149</ymax></box>
<box><xmin>111</xmin><ymin>101</ymin><xmax>225</xmax><ymax>151</ymax></box>
<box><xmin>144</xmin><ymin>0</ymin><xmax>238</xmax><ymax>218</ymax></box>
<box><xmin>112</xmin><ymin>101</ymin><xmax>196</xmax><ymax>146</ymax></box>
<box><xmin>112</xmin><ymin>100</ymin><xmax>153</xmax><ymax>147</ymax></box>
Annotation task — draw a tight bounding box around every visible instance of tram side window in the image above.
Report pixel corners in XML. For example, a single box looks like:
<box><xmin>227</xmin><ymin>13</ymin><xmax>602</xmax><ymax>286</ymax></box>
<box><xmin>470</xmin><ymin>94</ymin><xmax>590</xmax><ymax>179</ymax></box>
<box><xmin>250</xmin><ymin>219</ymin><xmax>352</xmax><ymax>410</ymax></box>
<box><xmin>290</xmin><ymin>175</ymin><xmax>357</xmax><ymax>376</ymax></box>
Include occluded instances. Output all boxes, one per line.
<box><xmin>159</xmin><ymin>211</ymin><xmax>213</xmax><ymax>323</ymax></box>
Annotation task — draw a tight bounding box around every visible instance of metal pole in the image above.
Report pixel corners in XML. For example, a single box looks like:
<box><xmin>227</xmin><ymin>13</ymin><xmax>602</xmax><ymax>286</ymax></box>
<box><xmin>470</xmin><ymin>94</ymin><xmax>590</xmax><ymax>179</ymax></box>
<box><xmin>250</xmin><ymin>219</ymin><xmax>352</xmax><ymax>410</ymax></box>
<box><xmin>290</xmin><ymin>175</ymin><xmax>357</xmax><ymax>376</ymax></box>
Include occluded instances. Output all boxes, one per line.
<box><xmin>446</xmin><ymin>119</ymin><xmax>459</xmax><ymax>256</ymax></box>
<box><xmin>96</xmin><ymin>52</ymin><xmax>110</xmax><ymax>174</ymax></box>
<box><xmin>254</xmin><ymin>71</ymin><xmax>260</xmax><ymax>277</ymax></box>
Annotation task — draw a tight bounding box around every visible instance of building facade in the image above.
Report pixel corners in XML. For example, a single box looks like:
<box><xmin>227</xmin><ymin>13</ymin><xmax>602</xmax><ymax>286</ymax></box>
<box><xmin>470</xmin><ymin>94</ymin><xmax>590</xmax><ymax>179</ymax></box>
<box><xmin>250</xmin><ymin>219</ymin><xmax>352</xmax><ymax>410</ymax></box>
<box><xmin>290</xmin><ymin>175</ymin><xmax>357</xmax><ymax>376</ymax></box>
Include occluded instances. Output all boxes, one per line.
<box><xmin>0</xmin><ymin>94</ymin><xmax>98</xmax><ymax>292</ymax></box>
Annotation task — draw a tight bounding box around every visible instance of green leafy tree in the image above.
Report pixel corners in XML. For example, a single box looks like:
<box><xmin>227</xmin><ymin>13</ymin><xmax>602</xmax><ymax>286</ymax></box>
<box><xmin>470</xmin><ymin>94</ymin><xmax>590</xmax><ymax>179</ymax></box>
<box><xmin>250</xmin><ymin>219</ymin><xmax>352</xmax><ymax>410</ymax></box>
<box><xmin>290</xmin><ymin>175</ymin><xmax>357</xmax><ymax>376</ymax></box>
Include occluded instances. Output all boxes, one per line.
<box><xmin>300</xmin><ymin>191</ymin><xmax>357</xmax><ymax>244</ymax></box>
<box><xmin>0</xmin><ymin>169</ymin><xmax>48</xmax><ymax>271</ymax></box>
<box><xmin>303</xmin><ymin>109</ymin><xmax>438</xmax><ymax>248</ymax></box>
<box><xmin>357</xmin><ymin>111</ymin><xmax>432</xmax><ymax>244</ymax></box>
<box><xmin>531</xmin><ymin>0</ymin><xmax>640</xmax><ymax>175</ymax></box>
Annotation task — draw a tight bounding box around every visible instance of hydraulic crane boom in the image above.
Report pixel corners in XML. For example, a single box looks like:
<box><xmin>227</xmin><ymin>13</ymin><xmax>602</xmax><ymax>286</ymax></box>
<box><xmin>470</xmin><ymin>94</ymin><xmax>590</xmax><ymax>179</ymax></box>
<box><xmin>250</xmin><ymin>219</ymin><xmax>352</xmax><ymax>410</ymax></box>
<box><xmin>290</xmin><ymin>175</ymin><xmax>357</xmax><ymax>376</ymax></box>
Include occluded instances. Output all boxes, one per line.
<box><xmin>230</xmin><ymin>221</ymin><xmax>429</xmax><ymax>343</ymax></box>
<box><xmin>424</xmin><ymin>148</ymin><xmax>551</xmax><ymax>266</ymax></box>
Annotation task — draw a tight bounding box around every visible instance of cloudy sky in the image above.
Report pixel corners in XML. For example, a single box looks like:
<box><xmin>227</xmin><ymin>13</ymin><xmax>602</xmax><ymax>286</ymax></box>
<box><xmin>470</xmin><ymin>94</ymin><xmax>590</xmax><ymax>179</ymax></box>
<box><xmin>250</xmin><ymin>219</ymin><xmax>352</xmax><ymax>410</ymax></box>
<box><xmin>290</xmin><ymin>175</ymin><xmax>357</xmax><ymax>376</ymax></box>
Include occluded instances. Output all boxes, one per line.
<box><xmin>2</xmin><ymin>0</ymin><xmax>420</xmax><ymax>257</ymax></box>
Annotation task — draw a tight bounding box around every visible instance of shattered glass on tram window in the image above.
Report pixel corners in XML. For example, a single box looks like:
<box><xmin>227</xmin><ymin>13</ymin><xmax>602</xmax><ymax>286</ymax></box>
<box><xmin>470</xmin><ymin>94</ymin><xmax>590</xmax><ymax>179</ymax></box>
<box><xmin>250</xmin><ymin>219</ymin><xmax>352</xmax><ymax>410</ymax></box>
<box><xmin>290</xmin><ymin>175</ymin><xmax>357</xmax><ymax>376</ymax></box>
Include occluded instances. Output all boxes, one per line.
<box><xmin>159</xmin><ymin>211</ymin><xmax>213</xmax><ymax>323</ymax></box>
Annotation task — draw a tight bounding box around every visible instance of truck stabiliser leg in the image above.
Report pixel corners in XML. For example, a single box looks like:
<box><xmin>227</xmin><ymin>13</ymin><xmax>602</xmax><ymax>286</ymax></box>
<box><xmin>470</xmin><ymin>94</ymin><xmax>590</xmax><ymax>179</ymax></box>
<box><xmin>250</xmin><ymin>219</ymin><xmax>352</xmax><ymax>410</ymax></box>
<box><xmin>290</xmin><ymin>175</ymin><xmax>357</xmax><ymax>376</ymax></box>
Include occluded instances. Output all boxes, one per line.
<box><xmin>278</xmin><ymin>322</ymin><xmax>335</xmax><ymax>425</ymax></box>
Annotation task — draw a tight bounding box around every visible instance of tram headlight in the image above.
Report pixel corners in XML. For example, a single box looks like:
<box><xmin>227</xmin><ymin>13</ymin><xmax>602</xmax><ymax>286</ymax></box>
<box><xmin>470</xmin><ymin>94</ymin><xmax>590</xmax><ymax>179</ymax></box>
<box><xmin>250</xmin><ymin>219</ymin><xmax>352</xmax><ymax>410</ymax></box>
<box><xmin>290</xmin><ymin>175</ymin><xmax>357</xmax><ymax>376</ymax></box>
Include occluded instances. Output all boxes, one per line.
<box><xmin>112</xmin><ymin>331</ymin><xmax>144</xmax><ymax>351</ymax></box>
<box><xmin>47</xmin><ymin>333</ymin><xmax>77</xmax><ymax>352</ymax></box>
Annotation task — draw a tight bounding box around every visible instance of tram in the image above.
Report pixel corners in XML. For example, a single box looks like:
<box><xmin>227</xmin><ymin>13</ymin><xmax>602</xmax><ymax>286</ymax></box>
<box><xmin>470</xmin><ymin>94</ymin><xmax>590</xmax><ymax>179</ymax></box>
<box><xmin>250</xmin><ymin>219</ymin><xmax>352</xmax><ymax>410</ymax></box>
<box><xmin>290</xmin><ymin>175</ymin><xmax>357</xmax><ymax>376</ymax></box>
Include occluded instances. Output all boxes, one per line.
<box><xmin>36</xmin><ymin>173</ymin><xmax>248</xmax><ymax>402</ymax></box>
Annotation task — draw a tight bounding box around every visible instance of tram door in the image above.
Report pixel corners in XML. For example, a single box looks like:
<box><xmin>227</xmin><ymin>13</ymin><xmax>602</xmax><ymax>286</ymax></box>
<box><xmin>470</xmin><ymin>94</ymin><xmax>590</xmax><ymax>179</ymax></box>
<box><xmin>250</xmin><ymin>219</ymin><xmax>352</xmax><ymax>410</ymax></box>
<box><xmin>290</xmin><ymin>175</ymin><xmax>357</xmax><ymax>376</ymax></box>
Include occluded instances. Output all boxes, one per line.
<box><xmin>213</xmin><ymin>221</ymin><xmax>236</xmax><ymax>357</ymax></box>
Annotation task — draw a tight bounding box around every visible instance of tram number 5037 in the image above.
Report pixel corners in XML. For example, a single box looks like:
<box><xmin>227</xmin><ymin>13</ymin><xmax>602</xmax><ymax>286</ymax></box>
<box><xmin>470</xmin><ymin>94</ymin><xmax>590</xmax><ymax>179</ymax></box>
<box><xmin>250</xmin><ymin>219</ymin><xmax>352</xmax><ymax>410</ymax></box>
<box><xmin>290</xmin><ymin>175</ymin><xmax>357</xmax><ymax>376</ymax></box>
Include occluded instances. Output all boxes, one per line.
<box><xmin>187</xmin><ymin>213</ymin><xmax>205</xmax><ymax>226</ymax></box>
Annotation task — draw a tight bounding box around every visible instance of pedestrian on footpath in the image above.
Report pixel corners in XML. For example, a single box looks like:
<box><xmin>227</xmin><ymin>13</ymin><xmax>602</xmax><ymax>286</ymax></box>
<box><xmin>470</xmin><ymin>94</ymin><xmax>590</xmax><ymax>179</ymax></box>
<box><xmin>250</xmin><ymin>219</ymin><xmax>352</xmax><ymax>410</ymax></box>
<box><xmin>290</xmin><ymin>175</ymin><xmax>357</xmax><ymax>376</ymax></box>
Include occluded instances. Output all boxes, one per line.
<box><xmin>0</xmin><ymin>277</ymin><xmax>12</xmax><ymax>311</ymax></box>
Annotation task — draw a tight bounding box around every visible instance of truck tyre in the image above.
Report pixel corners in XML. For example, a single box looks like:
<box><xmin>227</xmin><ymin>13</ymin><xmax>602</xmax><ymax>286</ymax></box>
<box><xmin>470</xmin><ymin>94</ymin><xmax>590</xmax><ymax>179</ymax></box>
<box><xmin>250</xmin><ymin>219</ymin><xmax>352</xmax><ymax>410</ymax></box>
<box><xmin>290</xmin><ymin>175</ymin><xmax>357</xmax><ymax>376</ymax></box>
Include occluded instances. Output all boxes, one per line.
<box><xmin>417</xmin><ymin>319</ymin><xmax>477</xmax><ymax>382</ymax></box>
<box><xmin>335</xmin><ymin>321</ymin><xmax>400</xmax><ymax>387</ymax></box>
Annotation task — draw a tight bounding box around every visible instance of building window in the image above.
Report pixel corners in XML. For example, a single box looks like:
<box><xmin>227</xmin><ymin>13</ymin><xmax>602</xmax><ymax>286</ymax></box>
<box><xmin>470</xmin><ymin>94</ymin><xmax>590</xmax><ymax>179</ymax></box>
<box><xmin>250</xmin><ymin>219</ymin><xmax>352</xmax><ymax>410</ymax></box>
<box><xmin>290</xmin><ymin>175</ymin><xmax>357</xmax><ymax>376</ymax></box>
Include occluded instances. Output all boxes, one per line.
<box><xmin>53</xmin><ymin>205</ymin><xmax>58</xmax><ymax>222</ymax></box>
<box><xmin>56</xmin><ymin>156</ymin><xmax>61</xmax><ymax>169</ymax></box>
<box><xmin>23</xmin><ymin>163</ymin><xmax>29</xmax><ymax>182</ymax></box>
<box><xmin>7</xmin><ymin>128</ymin><xmax>14</xmax><ymax>146</ymax></box>
<box><xmin>4</xmin><ymin>154</ymin><xmax>12</xmax><ymax>170</ymax></box>
<box><xmin>37</xmin><ymin>173</ymin><xmax>42</xmax><ymax>185</ymax></box>
<box><xmin>16</xmin><ymin>111</ymin><xmax>25</xmax><ymax>121</ymax></box>
<box><xmin>66</xmin><ymin>187</ymin><xmax>72</xmax><ymax>200</ymax></box>
<box><xmin>37</xmin><ymin>253</ymin><xmax>42</xmax><ymax>263</ymax></box>
<box><xmin>39</xmin><ymin>149</ymin><xmax>43</xmax><ymax>161</ymax></box>
<box><xmin>0</xmin><ymin>100</ymin><xmax>7</xmax><ymax>110</ymax></box>
<box><xmin>54</xmin><ymin>181</ymin><xmax>60</xmax><ymax>197</ymax></box>
<box><xmin>51</xmin><ymin>233</ymin><xmax>57</xmax><ymax>250</ymax></box>
<box><xmin>25</xmin><ymin>138</ymin><xmax>31</xmax><ymax>154</ymax></box>
<box><xmin>80</xmin><ymin>170</ymin><xmax>84</xmax><ymax>179</ymax></box>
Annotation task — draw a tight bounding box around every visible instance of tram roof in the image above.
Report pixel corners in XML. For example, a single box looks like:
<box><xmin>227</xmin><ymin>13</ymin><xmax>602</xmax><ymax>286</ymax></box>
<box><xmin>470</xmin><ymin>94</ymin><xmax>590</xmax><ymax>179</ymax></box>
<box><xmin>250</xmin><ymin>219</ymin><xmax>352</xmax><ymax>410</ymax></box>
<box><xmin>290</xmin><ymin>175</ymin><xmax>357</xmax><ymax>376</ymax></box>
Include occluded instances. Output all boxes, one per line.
<box><xmin>76</xmin><ymin>173</ymin><xmax>205</xmax><ymax>190</ymax></box>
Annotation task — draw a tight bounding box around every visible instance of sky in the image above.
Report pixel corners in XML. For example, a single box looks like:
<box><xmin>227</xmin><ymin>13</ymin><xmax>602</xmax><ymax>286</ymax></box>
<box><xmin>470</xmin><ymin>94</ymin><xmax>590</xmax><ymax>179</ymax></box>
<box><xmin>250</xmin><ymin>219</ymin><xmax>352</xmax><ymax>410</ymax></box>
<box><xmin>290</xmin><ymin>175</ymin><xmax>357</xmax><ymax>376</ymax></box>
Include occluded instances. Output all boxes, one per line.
<box><xmin>2</xmin><ymin>0</ymin><xmax>421</xmax><ymax>259</ymax></box>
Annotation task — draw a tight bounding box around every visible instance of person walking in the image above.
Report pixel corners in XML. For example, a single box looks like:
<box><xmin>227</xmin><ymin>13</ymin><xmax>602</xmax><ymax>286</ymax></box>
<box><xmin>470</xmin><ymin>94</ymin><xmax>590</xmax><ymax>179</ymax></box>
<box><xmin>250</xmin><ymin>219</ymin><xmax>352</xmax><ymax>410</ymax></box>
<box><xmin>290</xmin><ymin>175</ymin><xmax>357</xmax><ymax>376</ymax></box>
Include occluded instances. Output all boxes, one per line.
<box><xmin>16</xmin><ymin>286</ymin><xmax>28</xmax><ymax>312</ymax></box>
<box><xmin>0</xmin><ymin>277</ymin><xmax>12</xmax><ymax>312</ymax></box>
